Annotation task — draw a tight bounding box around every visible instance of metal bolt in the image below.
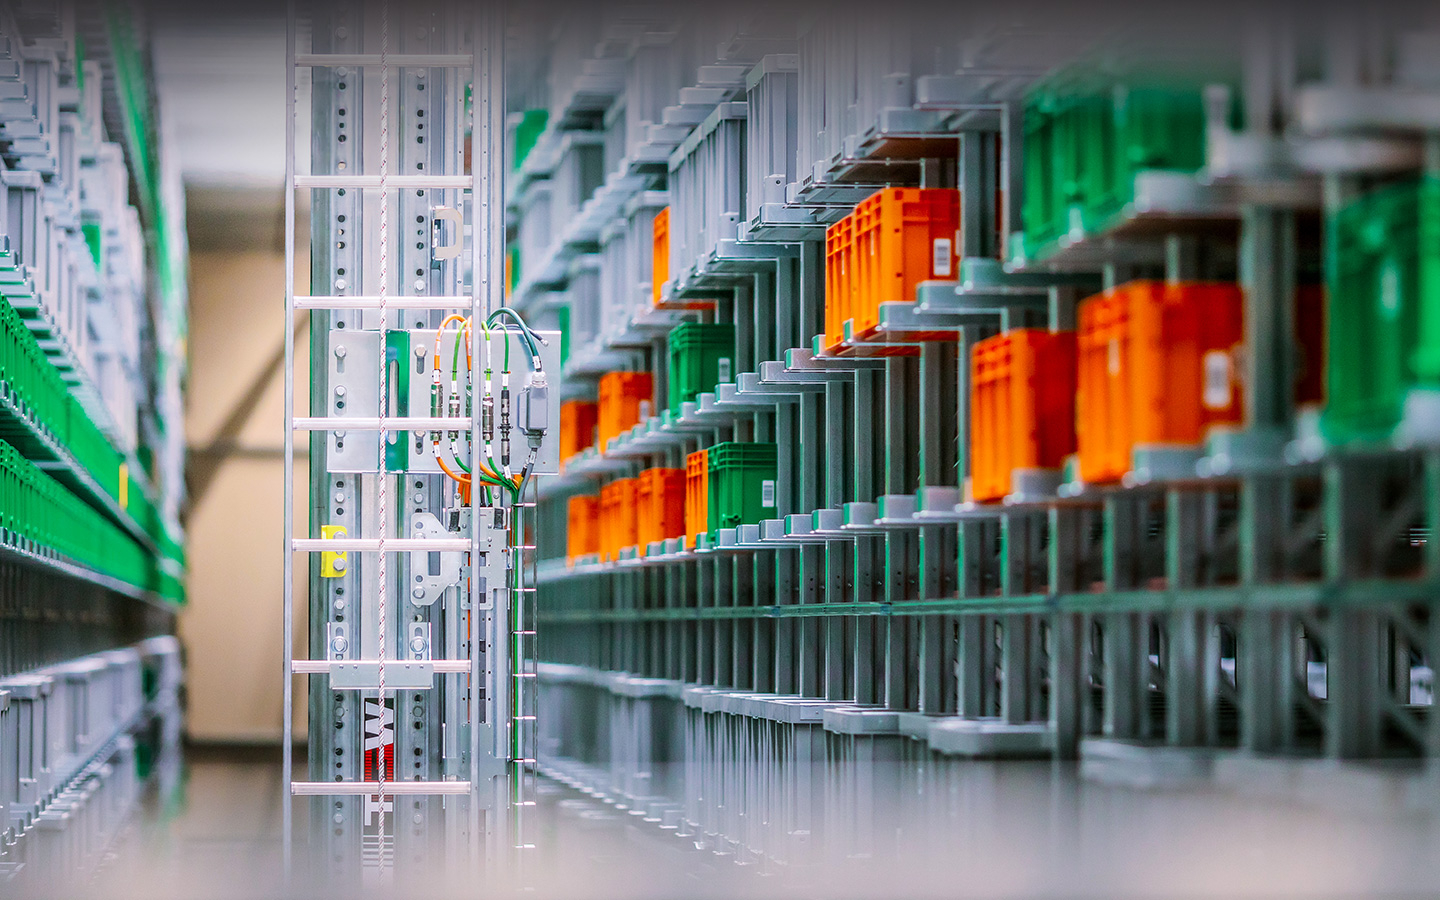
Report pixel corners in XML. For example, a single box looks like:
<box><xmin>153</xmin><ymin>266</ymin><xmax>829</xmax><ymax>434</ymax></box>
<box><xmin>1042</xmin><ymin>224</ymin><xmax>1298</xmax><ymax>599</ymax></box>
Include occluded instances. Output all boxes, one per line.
<box><xmin>334</xmin><ymin>492</ymin><xmax>346</xmax><ymax>505</ymax></box>
<box><xmin>414</xmin><ymin>279</ymin><xmax>426</xmax><ymax>291</ymax></box>
<box><xmin>335</xmin><ymin>277</ymin><xmax>347</xmax><ymax>290</ymax></box>
<box><xmin>414</xmin><ymin>345</ymin><xmax>426</xmax><ymax>358</ymax></box>
<box><xmin>334</xmin><ymin>345</ymin><xmax>347</xmax><ymax>359</ymax></box>
<box><xmin>332</xmin><ymin>558</ymin><xmax>347</xmax><ymax>573</ymax></box>
<box><xmin>412</xmin><ymin>587</ymin><xmax>424</xmax><ymax>600</ymax></box>
<box><xmin>413</xmin><ymin>814</ymin><xmax>423</xmax><ymax>825</ymax></box>
<box><xmin>413</xmin><ymin>492</ymin><xmax>424</xmax><ymax>503</ymax></box>
<box><xmin>334</xmin><ymin>386</ymin><xmax>347</xmax><ymax>399</ymax></box>
<box><xmin>331</xmin><ymin>635</ymin><xmax>348</xmax><ymax>654</ymax></box>
<box><xmin>334</xmin><ymin>813</ymin><xmax>344</xmax><ymax>824</ymax></box>
<box><xmin>334</xmin><ymin>599</ymin><xmax>345</xmax><ymax>611</ymax></box>
<box><xmin>410</xmin><ymin>637</ymin><xmax>427</xmax><ymax>654</ymax></box>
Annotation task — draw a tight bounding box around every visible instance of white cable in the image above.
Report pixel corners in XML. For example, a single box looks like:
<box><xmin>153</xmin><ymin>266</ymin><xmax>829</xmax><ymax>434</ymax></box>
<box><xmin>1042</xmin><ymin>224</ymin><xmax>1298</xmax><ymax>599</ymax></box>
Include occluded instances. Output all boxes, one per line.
<box><xmin>376</xmin><ymin>0</ymin><xmax>391</xmax><ymax>808</ymax></box>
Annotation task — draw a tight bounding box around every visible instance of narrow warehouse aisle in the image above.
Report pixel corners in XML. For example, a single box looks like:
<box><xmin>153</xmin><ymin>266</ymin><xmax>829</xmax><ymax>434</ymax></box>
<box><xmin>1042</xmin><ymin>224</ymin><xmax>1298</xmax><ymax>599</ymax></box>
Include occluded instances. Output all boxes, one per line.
<box><xmin>9</xmin><ymin>1</ymin><xmax>1440</xmax><ymax>896</ymax></box>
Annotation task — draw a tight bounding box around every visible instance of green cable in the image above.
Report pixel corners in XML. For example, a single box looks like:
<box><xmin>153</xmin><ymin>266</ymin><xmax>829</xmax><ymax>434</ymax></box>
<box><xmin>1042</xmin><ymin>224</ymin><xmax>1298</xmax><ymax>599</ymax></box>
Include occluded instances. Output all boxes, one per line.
<box><xmin>439</xmin><ymin>319</ymin><xmax>512</xmax><ymax>491</ymax></box>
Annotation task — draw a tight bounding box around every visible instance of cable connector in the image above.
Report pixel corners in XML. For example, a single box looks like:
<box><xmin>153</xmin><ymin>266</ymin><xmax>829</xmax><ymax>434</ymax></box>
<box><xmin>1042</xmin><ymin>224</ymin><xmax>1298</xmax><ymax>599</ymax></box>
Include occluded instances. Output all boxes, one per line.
<box><xmin>519</xmin><ymin>372</ymin><xmax>549</xmax><ymax>450</ymax></box>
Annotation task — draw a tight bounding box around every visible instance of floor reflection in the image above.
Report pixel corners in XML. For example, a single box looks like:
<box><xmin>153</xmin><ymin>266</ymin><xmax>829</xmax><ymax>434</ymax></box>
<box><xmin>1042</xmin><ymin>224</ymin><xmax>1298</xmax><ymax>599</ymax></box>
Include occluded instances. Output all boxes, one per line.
<box><xmin>27</xmin><ymin>747</ymin><xmax>1440</xmax><ymax>899</ymax></box>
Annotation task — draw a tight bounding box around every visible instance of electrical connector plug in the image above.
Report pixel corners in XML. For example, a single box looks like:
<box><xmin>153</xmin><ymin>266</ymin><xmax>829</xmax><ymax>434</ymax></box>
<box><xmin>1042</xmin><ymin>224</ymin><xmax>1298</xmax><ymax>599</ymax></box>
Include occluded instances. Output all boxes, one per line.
<box><xmin>520</xmin><ymin>371</ymin><xmax>549</xmax><ymax>450</ymax></box>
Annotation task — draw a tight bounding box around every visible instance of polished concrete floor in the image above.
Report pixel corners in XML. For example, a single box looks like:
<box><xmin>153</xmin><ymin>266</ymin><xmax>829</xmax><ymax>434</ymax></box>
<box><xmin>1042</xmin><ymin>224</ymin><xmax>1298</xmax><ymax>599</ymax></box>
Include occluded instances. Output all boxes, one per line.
<box><xmin>39</xmin><ymin>746</ymin><xmax>1440</xmax><ymax>899</ymax></box>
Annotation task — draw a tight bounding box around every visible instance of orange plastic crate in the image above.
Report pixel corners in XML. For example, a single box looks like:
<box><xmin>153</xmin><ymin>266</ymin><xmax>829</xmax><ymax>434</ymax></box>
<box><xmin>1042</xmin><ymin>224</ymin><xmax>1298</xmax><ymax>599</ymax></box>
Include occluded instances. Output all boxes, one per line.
<box><xmin>970</xmin><ymin>328</ymin><xmax>1077</xmax><ymax>503</ymax></box>
<box><xmin>848</xmin><ymin>187</ymin><xmax>960</xmax><ymax>339</ymax></box>
<box><xmin>566</xmin><ymin>494</ymin><xmax>601</xmax><ymax>563</ymax></box>
<box><xmin>652</xmin><ymin>206</ymin><xmax>670</xmax><ymax>307</ymax></box>
<box><xmin>823</xmin><ymin>214</ymin><xmax>855</xmax><ymax>353</ymax></box>
<box><xmin>599</xmin><ymin>477</ymin><xmax>639</xmax><ymax>561</ymax></box>
<box><xmin>1076</xmin><ymin>281</ymin><xmax>1244</xmax><ymax>484</ymax></box>
<box><xmin>597</xmin><ymin>371</ymin><xmax>654</xmax><ymax>451</ymax></box>
<box><xmin>685</xmin><ymin>449</ymin><xmax>709</xmax><ymax>549</ymax></box>
<box><xmin>636</xmin><ymin>467</ymin><xmax>686</xmax><ymax>552</ymax></box>
<box><xmin>559</xmin><ymin>400</ymin><xmax>598</xmax><ymax>463</ymax></box>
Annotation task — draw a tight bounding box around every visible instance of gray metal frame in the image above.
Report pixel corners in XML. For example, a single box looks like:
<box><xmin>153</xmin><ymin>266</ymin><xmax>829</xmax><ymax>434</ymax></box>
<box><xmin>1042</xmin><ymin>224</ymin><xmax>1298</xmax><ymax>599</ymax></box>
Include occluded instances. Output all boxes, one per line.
<box><xmin>283</xmin><ymin>0</ymin><xmax>534</xmax><ymax>882</ymax></box>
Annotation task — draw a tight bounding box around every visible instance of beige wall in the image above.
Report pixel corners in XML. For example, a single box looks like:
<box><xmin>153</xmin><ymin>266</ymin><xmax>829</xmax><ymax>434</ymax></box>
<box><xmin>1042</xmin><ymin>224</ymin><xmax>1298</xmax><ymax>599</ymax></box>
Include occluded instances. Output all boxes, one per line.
<box><xmin>180</xmin><ymin>249</ymin><xmax>309</xmax><ymax>743</ymax></box>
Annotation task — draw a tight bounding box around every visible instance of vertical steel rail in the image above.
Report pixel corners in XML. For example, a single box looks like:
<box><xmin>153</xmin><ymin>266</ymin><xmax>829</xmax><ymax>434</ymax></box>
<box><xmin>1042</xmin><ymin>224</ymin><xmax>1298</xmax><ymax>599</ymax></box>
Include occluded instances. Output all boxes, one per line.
<box><xmin>281</xmin><ymin>0</ymin><xmax>297</xmax><ymax>879</ymax></box>
<box><xmin>487</xmin><ymin>0</ymin><xmax>513</xmax><ymax>866</ymax></box>
<box><xmin>467</xmin><ymin>0</ymin><xmax>486</xmax><ymax>862</ymax></box>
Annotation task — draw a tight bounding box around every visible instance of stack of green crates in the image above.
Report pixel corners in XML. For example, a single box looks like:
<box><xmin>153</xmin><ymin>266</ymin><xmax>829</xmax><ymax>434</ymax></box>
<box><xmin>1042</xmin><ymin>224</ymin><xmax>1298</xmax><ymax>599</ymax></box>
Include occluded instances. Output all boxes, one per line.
<box><xmin>1</xmin><ymin>291</ymin><xmax>179</xmax><ymax>594</ymax></box>
<box><xmin>1322</xmin><ymin>176</ymin><xmax>1440</xmax><ymax>444</ymax></box>
<box><xmin>0</xmin><ymin>297</ymin><xmax>71</xmax><ymax>446</ymax></box>
<box><xmin>1019</xmin><ymin>63</ymin><xmax>1231</xmax><ymax>260</ymax></box>
<box><xmin>0</xmin><ymin>437</ymin><xmax>156</xmax><ymax>593</ymax></box>
<box><xmin>668</xmin><ymin>322</ymin><xmax>735</xmax><ymax>410</ymax></box>
<box><xmin>707</xmin><ymin>441</ymin><xmax>777</xmax><ymax>533</ymax></box>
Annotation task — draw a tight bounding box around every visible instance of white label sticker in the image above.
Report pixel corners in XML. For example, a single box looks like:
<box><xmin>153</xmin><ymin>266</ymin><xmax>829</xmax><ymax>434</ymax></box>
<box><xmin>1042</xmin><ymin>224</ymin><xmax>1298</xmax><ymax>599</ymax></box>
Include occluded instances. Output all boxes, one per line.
<box><xmin>1107</xmin><ymin>339</ymin><xmax>1120</xmax><ymax>376</ymax></box>
<box><xmin>717</xmin><ymin>357</ymin><xmax>732</xmax><ymax>383</ymax></box>
<box><xmin>932</xmin><ymin>238</ymin><xmax>953</xmax><ymax>277</ymax></box>
<box><xmin>761</xmin><ymin>479</ymin><xmax>776</xmax><ymax>508</ymax></box>
<box><xmin>1202</xmin><ymin>350</ymin><xmax>1232</xmax><ymax>410</ymax></box>
<box><xmin>639</xmin><ymin>399</ymin><xmax>653</xmax><ymax>422</ymax></box>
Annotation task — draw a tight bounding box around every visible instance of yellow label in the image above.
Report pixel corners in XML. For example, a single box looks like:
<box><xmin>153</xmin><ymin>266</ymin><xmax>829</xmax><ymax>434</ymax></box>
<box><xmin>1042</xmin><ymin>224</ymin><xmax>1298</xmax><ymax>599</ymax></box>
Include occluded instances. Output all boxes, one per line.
<box><xmin>118</xmin><ymin>463</ymin><xmax>129</xmax><ymax>509</ymax></box>
<box><xmin>321</xmin><ymin>525</ymin><xmax>347</xmax><ymax>578</ymax></box>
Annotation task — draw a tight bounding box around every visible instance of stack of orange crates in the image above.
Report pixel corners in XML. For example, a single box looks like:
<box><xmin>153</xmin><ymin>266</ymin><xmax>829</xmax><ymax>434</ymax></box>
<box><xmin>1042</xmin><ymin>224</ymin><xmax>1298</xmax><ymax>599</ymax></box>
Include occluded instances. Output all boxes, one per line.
<box><xmin>970</xmin><ymin>329</ymin><xmax>1077</xmax><ymax>503</ymax></box>
<box><xmin>566</xmin><ymin>494</ymin><xmax>600</xmax><ymax>564</ymax></box>
<box><xmin>685</xmin><ymin>449</ymin><xmax>709</xmax><ymax>549</ymax></box>
<box><xmin>559</xmin><ymin>400</ymin><xmax>598</xmax><ymax>463</ymax></box>
<box><xmin>823</xmin><ymin>187</ymin><xmax>961</xmax><ymax>352</ymax></box>
<box><xmin>636</xmin><ymin>467</ymin><xmax>686</xmax><ymax>552</ymax></box>
<box><xmin>599</xmin><ymin>477</ymin><xmax>639</xmax><ymax>561</ymax></box>
<box><xmin>1076</xmin><ymin>281</ymin><xmax>1244</xmax><ymax>484</ymax></box>
<box><xmin>597</xmin><ymin>372</ymin><xmax>654</xmax><ymax>451</ymax></box>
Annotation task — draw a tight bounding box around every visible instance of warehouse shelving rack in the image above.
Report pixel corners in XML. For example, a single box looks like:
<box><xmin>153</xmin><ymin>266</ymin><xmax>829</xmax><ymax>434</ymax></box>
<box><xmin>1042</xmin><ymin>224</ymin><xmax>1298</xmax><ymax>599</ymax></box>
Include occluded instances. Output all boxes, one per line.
<box><xmin>0</xmin><ymin>2</ymin><xmax>189</xmax><ymax>884</ymax></box>
<box><xmin>516</xmin><ymin>5</ymin><xmax>1440</xmax><ymax>871</ymax></box>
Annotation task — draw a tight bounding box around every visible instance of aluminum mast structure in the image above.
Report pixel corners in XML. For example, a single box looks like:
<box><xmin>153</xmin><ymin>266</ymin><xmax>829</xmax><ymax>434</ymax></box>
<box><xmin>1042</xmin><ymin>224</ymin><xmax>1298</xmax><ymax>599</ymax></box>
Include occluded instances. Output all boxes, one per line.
<box><xmin>283</xmin><ymin>0</ymin><xmax>554</xmax><ymax>882</ymax></box>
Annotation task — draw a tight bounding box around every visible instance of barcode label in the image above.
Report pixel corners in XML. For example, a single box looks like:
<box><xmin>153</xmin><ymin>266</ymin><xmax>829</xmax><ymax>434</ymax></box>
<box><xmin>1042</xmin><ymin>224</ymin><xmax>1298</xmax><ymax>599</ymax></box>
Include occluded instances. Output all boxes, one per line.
<box><xmin>1202</xmin><ymin>350</ymin><xmax>1231</xmax><ymax>409</ymax></box>
<box><xmin>932</xmin><ymin>238</ymin><xmax>953</xmax><ymax>277</ymax></box>
<box><xmin>717</xmin><ymin>357</ymin><xmax>732</xmax><ymax>383</ymax></box>
<box><xmin>761</xmin><ymin>479</ymin><xmax>776</xmax><ymax>508</ymax></box>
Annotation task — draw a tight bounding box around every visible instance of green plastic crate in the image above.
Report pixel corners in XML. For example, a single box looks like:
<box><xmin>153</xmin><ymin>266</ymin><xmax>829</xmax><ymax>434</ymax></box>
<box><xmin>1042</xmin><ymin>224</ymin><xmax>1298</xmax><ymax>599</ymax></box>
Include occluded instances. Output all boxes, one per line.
<box><xmin>668</xmin><ymin>322</ymin><xmax>735</xmax><ymax>410</ymax></box>
<box><xmin>511</xmin><ymin>109</ymin><xmax>548</xmax><ymax>172</ymax></box>
<box><xmin>1322</xmin><ymin>177</ymin><xmax>1440</xmax><ymax>443</ymax></box>
<box><xmin>557</xmin><ymin>305</ymin><xmax>571</xmax><ymax>367</ymax></box>
<box><xmin>1099</xmin><ymin>80</ymin><xmax>1209</xmax><ymax>220</ymax></box>
<box><xmin>1019</xmin><ymin>64</ymin><xmax>1229</xmax><ymax>260</ymax></box>
<box><xmin>0</xmin><ymin>297</ymin><xmax>70</xmax><ymax>443</ymax></box>
<box><xmin>706</xmin><ymin>441</ymin><xmax>777</xmax><ymax>533</ymax></box>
